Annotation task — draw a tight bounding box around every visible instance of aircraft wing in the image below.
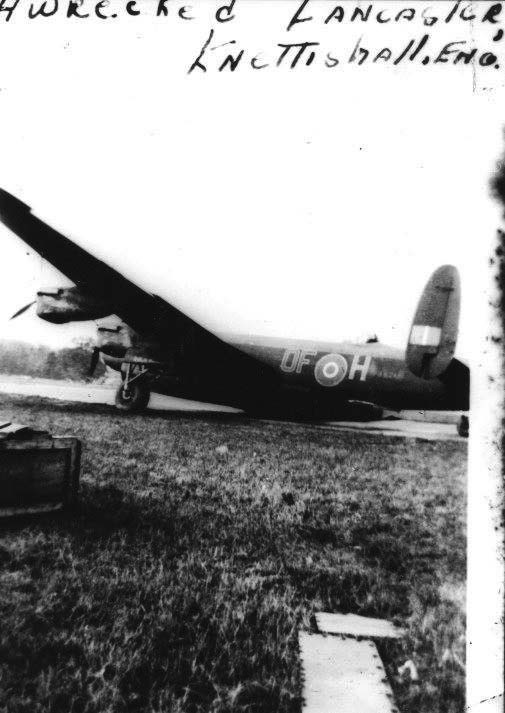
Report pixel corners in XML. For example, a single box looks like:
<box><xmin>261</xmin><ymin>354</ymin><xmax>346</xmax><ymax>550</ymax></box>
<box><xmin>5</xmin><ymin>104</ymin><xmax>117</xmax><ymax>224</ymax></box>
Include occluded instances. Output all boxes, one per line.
<box><xmin>0</xmin><ymin>188</ymin><xmax>279</xmax><ymax>396</ymax></box>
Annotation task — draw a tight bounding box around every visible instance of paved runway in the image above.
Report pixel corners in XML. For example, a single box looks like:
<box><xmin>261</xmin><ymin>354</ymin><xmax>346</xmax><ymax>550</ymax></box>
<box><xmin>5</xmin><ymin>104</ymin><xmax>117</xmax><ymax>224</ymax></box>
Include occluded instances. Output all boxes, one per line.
<box><xmin>0</xmin><ymin>376</ymin><xmax>466</xmax><ymax>442</ymax></box>
<box><xmin>0</xmin><ymin>375</ymin><xmax>239</xmax><ymax>412</ymax></box>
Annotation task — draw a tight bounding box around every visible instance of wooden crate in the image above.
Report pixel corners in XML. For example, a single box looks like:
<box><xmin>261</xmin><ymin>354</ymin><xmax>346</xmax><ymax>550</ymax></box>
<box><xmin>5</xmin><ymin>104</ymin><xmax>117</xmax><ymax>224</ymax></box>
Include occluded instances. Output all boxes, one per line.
<box><xmin>0</xmin><ymin>426</ymin><xmax>81</xmax><ymax>517</ymax></box>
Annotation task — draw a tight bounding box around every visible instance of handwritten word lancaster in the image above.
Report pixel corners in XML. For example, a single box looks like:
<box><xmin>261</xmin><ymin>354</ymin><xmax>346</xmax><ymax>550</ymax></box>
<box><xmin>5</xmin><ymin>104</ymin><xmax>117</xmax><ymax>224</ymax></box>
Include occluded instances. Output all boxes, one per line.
<box><xmin>284</xmin><ymin>0</ymin><xmax>503</xmax><ymax>29</ymax></box>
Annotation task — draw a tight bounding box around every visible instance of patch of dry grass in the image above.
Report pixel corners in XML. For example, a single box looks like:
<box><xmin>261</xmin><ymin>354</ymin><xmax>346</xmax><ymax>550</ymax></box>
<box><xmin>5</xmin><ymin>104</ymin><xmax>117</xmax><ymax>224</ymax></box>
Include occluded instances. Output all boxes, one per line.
<box><xmin>0</xmin><ymin>395</ymin><xmax>466</xmax><ymax>712</ymax></box>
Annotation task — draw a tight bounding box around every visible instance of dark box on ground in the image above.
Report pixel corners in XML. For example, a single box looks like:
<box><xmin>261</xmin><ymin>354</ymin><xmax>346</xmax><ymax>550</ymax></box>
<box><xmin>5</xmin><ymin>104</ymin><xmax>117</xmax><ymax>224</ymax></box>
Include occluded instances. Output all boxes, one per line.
<box><xmin>0</xmin><ymin>423</ymin><xmax>81</xmax><ymax>517</ymax></box>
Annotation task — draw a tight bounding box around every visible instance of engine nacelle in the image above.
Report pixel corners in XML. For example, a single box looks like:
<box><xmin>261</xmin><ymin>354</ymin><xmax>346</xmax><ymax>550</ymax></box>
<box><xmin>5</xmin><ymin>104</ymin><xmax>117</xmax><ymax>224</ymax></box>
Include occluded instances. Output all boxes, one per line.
<box><xmin>97</xmin><ymin>322</ymin><xmax>133</xmax><ymax>358</ymax></box>
<box><xmin>36</xmin><ymin>286</ymin><xmax>112</xmax><ymax>324</ymax></box>
<box><xmin>97</xmin><ymin>321</ymin><xmax>168</xmax><ymax>372</ymax></box>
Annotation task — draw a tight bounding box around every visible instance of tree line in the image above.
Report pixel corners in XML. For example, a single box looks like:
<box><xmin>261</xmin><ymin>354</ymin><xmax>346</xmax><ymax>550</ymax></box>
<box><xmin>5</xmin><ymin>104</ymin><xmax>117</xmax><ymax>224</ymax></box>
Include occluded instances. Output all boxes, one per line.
<box><xmin>0</xmin><ymin>339</ymin><xmax>106</xmax><ymax>381</ymax></box>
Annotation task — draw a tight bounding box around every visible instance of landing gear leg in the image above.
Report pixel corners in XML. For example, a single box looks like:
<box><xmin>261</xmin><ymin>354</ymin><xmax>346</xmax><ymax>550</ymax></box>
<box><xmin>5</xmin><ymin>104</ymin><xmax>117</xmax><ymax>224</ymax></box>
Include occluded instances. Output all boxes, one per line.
<box><xmin>115</xmin><ymin>364</ymin><xmax>151</xmax><ymax>413</ymax></box>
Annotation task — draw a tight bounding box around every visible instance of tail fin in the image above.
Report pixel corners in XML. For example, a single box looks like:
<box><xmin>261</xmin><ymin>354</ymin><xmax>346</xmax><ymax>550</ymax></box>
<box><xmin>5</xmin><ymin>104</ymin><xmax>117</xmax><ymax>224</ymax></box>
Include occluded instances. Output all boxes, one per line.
<box><xmin>406</xmin><ymin>265</ymin><xmax>460</xmax><ymax>379</ymax></box>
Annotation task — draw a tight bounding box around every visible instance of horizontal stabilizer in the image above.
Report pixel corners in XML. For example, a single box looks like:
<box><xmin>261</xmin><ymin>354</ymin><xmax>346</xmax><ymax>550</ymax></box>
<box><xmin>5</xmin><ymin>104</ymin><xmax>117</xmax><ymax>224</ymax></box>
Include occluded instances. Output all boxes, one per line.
<box><xmin>406</xmin><ymin>265</ymin><xmax>460</xmax><ymax>379</ymax></box>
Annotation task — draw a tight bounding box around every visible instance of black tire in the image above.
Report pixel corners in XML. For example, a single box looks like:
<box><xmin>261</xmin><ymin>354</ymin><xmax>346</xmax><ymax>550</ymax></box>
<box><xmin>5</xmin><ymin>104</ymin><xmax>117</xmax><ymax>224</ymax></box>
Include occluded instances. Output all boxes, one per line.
<box><xmin>115</xmin><ymin>379</ymin><xmax>150</xmax><ymax>413</ymax></box>
<box><xmin>457</xmin><ymin>414</ymin><xmax>469</xmax><ymax>438</ymax></box>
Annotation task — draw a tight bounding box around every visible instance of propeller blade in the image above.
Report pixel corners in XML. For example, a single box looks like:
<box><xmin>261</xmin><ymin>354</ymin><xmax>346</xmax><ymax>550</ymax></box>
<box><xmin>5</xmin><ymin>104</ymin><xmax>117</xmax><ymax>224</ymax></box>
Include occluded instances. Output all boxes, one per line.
<box><xmin>10</xmin><ymin>301</ymin><xmax>35</xmax><ymax>320</ymax></box>
<box><xmin>88</xmin><ymin>347</ymin><xmax>100</xmax><ymax>376</ymax></box>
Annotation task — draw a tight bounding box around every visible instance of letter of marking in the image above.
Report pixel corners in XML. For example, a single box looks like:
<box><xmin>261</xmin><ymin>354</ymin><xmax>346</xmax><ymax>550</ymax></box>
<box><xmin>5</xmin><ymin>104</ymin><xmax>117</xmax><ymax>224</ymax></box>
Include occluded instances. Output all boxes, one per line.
<box><xmin>296</xmin><ymin>350</ymin><xmax>317</xmax><ymax>373</ymax></box>
<box><xmin>281</xmin><ymin>349</ymin><xmax>299</xmax><ymax>373</ymax></box>
<box><xmin>349</xmin><ymin>354</ymin><xmax>372</xmax><ymax>381</ymax></box>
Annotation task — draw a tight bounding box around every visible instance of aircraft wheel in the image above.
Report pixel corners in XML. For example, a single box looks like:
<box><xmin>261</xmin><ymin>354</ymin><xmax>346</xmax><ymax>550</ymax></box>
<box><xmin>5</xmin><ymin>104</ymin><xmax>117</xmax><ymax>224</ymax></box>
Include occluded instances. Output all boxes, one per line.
<box><xmin>457</xmin><ymin>414</ymin><xmax>469</xmax><ymax>438</ymax></box>
<box><xmin>115</xmin><ymin>379</ymin><xmax>150</xmax><ymax>413</ymax></box>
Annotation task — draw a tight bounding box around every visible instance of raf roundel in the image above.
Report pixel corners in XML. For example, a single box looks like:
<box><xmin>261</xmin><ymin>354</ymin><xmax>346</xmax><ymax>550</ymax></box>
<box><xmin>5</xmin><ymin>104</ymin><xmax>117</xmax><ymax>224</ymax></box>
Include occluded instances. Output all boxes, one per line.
<box><xmin>314</xmin><ymin>353</ymin><xmax>348</xmax><ymax>387</ymax></box>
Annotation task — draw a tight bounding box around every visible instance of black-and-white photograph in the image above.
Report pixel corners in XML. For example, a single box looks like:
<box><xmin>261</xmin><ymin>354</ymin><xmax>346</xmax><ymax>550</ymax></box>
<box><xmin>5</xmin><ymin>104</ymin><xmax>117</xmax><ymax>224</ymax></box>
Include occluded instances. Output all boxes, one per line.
<box><xmin>0</xmin><ymin>2</ymin><xmax>503</xmax><ymax>712</ymax></box>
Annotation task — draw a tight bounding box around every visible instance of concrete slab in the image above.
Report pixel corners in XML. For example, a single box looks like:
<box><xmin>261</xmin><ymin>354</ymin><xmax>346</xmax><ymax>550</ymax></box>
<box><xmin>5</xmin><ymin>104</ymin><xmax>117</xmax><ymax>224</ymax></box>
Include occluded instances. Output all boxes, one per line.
<box><xmin>299</xmin><ymin>632</ymin><xmax>398</xmax><ymax>713</ymax></box>
<box><xmin>315</xmin><ymin>612</ymin><xmax>405</xmax><ymax>639</ymax></box>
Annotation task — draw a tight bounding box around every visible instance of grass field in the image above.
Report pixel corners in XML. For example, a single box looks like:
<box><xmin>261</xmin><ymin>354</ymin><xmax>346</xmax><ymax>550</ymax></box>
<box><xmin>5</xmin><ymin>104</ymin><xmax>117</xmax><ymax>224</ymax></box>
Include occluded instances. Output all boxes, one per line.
<box><xmin>0</xmin><ymin>394</ymin><xmax>467</xmax><ymax>713</ymax></box>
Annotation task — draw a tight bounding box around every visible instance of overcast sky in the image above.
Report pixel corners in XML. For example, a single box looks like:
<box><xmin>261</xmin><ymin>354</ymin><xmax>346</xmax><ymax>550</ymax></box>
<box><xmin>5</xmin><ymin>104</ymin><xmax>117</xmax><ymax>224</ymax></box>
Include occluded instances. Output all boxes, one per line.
<box><xmin>0</xmin><ymin>2</ymin><xmax>503</xmax><ymax>364</ymax></box>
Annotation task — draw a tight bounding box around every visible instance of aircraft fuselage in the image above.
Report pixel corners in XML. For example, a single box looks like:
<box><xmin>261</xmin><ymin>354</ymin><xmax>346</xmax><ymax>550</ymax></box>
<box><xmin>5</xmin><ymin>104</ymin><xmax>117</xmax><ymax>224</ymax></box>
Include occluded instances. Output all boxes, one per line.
<box><xmin>103</xmin><ymin>332</ymin><xmax>468</xmax><ymax>417</ymax></box>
